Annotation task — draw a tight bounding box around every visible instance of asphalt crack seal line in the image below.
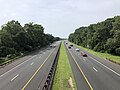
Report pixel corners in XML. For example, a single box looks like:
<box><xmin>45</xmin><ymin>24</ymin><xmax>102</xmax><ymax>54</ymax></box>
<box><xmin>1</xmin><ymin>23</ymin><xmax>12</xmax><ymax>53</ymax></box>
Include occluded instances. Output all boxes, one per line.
<box><xmin>21</xmin><ymin>48</ymin><xmax>56</xmax><ymax>90</ymax></box>
<box><xmin>67</xmin><ymin>47</ymin><xmax>94</xmax><ymax>90</ymax></box>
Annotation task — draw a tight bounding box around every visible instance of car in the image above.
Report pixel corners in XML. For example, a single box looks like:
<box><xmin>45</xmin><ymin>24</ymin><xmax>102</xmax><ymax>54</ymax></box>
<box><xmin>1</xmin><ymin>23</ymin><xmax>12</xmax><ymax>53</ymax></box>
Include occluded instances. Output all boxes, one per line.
<box><xmin>66</xmin><ymin>43</ymin><xmax>68</xmax><ymax>44</ymax></box>
<box><xmin>70</xmin><ymin>44</ymin><xmax>73</xmax><ymax>47</ymax></box>
<box><xmin>50</xmin><ymin>45</ymin><xmax>56</xmax><ymax>48</ymax></box>
<box><xmin>76</xmin><ymin>48</ymin><xmax>80</xmax><ymax>52</ymax></box>
<box><xmin>80</xmin><ymin>51</ymin><xmax>87</xmax><ymax>57</ymax></box>
<box><xmin>68</xmin><ymin>46</ymin><xmax>71</xmax><ymax>49</ymax></box>
<box><xmin>50</xmin><ymin>45</ymin><xmax>53</xmax><ymax>47</ymax></box>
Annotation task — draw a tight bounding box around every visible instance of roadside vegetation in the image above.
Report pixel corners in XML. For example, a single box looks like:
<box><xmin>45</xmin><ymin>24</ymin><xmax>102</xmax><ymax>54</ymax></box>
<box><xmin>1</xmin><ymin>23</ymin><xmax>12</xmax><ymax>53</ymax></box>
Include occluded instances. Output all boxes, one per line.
<box><xmin>68</xmin><ymin>16</ymin><xmax>120</xmax><ymax>56</ymax></box>
<box><xmin>0</xmin><ymin>20</ymin><xmax>60</xmax><ymax>65</ymax></box>
<box><xmin>68</xmin><ymin>16</ymin><xmax>120</xmax><ymax>64</ymax></box>
<box><xmin>53</xmin><ymin>42</ymin><xmax>76</xmax><ymax>90</ymax></box>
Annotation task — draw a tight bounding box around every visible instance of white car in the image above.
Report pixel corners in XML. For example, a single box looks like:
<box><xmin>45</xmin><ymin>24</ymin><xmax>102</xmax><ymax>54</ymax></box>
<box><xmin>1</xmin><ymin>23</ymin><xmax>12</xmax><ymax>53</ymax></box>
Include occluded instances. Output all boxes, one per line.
<box><xmin>76</xmin><ymin>48</ymin><xmax>80</xmax><ymax>52</ymax></box>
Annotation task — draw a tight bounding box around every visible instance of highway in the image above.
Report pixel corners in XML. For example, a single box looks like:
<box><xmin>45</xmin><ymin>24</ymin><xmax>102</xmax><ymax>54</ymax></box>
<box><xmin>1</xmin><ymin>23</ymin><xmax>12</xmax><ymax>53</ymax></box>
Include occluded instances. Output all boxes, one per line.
<box><xmin>0</xmin><ymin>41</ymin><xmax>60</xmax><ymax>90</ymax></box>
<box><xmin>65</xmin><ymin>42</ymin><xmax>120</xmax><ymax>90</ymax></box>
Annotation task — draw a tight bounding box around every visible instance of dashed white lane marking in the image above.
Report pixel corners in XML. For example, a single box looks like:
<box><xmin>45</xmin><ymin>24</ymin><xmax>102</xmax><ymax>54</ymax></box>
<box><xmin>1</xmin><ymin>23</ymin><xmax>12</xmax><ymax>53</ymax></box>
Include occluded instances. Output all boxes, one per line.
<box><xmin>11</xmin><ymin>74</ymin><xmax>19</xmax><ymax>81</ymax></box>
<box><xmin>30</xmin><ymin>62</ymin><xmax>34</xmax><ymax>65</ymax></box>
<box><xmin>89</xmin><ymin>56</ymin><xmax>120</xmax><ymax>77</ymax></box>
<box><xmin>0</xmin><ymin>55</ymin><xmax>37</xmax><ymax>78</ymax></box>
<box><xmin>93</xmin><ymin>67</ymin><xmax>98</xmax><ymax>72</ymax></box>
<box><xmin>38</xmin><ymin>87</ymin><xmax>40</xmax><ymax>89</ymax></box>
<box><xmin>83</xmin><ymin>58</ymin><xmax>86</xmax><ymax>61</ymax></box>
<box><xmin>39</xmin><ymin>56</ymin><xmax>41</xmax><ymax>58</ymax></box>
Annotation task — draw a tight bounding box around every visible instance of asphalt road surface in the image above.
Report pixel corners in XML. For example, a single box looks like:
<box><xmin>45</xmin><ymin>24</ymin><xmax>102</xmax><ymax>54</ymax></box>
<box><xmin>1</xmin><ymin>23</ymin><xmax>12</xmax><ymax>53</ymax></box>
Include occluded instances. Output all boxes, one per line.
<box><xmin>0</xmin><ymin>41</ymin><xmax>60</xmax><ymax>90</ymax></box>
<box><xmin>65</xmin><ymin>41</ymin><xmax>120</xmax><ymax>90</ymax></box>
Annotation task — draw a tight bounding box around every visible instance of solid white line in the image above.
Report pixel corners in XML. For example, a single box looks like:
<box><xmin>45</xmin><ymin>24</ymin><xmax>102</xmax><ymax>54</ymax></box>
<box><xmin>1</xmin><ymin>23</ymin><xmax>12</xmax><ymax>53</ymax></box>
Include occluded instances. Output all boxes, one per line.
<box><xmin>93</xmin><ymin>67</ymin><xmax>98</xmax><ymax>72</ymax></box>
<box><xmin>0</xmin><ymin>55</ymin><xmax>37</xmax><ymax>78</ymax></box>
<box><xmin>89</xmin><ymin>56</ymin><xmax>120</xmax><ymax>77</ymax></box>
<box><xmin>11</xmin><ymin>74</ymin><xmax>19</xmax><ymax>81</ymax></box>
<box><xmin>30</xmin><ymin>62</ymin><xmax>34</xmax><ymax>65</ymax></box>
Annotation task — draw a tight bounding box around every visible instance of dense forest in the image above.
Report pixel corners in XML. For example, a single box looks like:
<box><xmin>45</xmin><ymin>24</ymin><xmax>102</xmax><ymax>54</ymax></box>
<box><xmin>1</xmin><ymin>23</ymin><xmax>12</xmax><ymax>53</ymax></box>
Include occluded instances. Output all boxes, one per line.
<box><xmin>0</xmin><ymin>20</ymin><xmax>60</xmax><ymax>62</ymax></box>
<box><xmin>68</xmin><ymin>16</ymin><xmax>120</xmax><ymax>55</ymax></box>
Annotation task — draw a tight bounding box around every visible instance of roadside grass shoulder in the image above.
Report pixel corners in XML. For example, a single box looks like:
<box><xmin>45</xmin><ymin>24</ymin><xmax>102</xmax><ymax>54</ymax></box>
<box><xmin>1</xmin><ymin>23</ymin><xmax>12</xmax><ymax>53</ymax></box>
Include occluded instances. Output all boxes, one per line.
<box><xmin>0</xmin><ymin>56</ymin><xmax>23</xmax><ymax>66</ymax></box>
<box><xmin>69</xmin><ymin>42</ymin><xmax>120</xmax><ymax>64</ymax></box>
<box><xmin>53</xmin><ymin>42</ymin><xmax>76</xmax><ymax>90</ymax></box>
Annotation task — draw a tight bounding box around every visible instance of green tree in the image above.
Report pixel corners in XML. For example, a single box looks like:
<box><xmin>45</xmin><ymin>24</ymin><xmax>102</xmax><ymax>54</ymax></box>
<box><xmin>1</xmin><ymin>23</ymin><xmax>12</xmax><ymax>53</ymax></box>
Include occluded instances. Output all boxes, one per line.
<box><xmin>68</xmin><ymin>16</ymin><xmax>120</xmax><ymax>55</ymax></box>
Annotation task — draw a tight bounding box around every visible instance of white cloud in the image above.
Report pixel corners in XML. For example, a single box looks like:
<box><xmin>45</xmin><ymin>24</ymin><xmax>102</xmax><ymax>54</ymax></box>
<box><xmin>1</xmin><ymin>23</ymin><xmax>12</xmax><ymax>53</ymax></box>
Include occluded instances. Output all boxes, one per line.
<box><xmin>0</xmin><ymin>0</ymin><xmax>120</xmax><ymax>37</ymax></box>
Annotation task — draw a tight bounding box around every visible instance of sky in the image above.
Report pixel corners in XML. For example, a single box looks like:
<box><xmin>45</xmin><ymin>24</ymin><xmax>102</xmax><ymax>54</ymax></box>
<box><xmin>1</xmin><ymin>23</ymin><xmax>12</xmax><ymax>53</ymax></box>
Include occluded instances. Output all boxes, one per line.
<box><xmin>0</xmin><ymin>0</ymin><xmax>120</xmax><ymax>38</ymax></box>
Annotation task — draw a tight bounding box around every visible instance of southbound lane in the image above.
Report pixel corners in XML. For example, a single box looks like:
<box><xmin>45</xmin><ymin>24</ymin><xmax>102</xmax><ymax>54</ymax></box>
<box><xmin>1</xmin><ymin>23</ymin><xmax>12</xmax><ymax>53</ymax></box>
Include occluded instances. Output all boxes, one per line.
<box><xmin>0</xmin><ymin>41</ymin><xmax>60</xmax><ymax>90</ymax></box>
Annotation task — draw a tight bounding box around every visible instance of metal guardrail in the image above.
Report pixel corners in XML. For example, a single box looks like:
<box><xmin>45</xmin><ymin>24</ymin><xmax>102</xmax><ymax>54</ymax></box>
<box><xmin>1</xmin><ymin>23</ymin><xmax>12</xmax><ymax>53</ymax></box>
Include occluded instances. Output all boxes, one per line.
<box><xmin>42</xmin><ymin>42</ymin><xmax>61</xmax><ymax>90</ymax></box>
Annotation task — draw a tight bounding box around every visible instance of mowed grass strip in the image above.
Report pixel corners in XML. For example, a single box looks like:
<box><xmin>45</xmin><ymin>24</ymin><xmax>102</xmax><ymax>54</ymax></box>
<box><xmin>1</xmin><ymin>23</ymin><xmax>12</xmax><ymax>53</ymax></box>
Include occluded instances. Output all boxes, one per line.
<box><xmin>70</xmin><ymin>42</ymin><xmax>120</xmax><ymax>64</ymax></box>
<box><xmin>53</xmin><ymin>42</ymin><xmax>76</xmax><ymax>90</ymax></box>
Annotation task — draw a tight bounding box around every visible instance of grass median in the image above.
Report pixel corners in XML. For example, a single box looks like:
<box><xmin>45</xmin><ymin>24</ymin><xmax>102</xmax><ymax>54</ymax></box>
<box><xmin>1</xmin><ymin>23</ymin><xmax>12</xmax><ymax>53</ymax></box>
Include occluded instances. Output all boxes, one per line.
<box><xmin>53</xmin><ymin>42</ymin><xmax>76</xmax><ymax>90</ymax></box>
<box><xmin>69</xmin><ymin>41</ymin><xmax>120</xmax><ymax>64</ymax></box>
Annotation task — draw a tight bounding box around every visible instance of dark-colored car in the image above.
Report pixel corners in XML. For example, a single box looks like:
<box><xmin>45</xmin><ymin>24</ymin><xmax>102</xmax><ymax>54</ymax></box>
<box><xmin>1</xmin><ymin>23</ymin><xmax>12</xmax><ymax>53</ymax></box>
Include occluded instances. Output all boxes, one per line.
<box><xmin>68</xmin><ymin>46</ymin><xmax>71</xmax><ymax>49</ymax></box>
<box><xmin>70</xmin><ymin>44</ymin><xmax>73</xmax><ymax>47</ymax></box>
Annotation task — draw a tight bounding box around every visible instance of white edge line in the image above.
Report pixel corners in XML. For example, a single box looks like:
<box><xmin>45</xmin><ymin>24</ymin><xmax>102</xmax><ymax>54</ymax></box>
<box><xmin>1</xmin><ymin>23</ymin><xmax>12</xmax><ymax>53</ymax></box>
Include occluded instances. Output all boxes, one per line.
<box><xmin>89</xmin><ymin>56</ymin><xmax>120</xmax><ymax>77</ymax></box>
<box><xmin>11</xmin><ymin>74</ymin><xmax>19</xmax><ymax>81</ymax></box>
<box><xmin>0</xmin><ymin>55</ymin><xmax>36</xmax><ymax>78</ymax></box>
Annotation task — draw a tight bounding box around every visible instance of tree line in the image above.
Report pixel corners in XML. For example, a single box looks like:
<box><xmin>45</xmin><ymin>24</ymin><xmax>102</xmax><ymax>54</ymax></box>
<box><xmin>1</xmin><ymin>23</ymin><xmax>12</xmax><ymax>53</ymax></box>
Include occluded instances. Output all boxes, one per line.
<box><xmin>0</xmin><ymin>20</ymin><xmax>60</xmax><ymax>62</ymax></box>
<box><xmin>68</xmin><ymin>16</ymin><xmax>120</xmax><ymax>55</ymax></box>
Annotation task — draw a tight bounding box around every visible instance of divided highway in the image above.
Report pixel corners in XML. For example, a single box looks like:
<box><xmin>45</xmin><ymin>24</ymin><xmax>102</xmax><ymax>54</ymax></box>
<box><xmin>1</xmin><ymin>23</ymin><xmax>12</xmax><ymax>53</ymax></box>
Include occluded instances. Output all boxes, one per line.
<box><xmin>0</xmin><ymin>41</ymin><xmax>61</xmax><ymax>90</ymax></box>
<box><xmin>65</xmin><ymin>41</ymin><xmax>120</xmax><ymax>90</ymax></box>
<box><xmin>0</xmin><ymin>40</ymin><xmax>119</xmax><ymax>90</ymax></box>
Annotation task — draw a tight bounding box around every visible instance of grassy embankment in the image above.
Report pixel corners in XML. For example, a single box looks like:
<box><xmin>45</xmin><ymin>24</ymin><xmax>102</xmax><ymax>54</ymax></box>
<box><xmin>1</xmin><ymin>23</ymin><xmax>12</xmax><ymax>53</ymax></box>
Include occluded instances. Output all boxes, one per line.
<box><xmin>53</xmin><ymin>42</ymin><xmax>76</xmax><ymax>90</ymax></box>
<box><xmin>0</xmin><ymin>55</ymin><xmax>23</xmax><ymax>66</ymax></box>
<box><xmin>0</xmin><ymin>46</ymin><xmax>46</xmax><ymax>66</ymax></box>
<box><xmin>70</xmin><ymin>42</ymin><xmax>120</xmax><ymax>64</ymax></box>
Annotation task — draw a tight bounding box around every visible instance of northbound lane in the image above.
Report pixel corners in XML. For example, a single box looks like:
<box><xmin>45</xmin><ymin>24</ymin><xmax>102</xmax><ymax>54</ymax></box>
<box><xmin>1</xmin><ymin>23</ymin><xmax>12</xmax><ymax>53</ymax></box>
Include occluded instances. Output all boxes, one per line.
<box><xmin>65</xmin><ymin>42</ymin><xmax>120</xmax><ymax>90</ymax></box>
